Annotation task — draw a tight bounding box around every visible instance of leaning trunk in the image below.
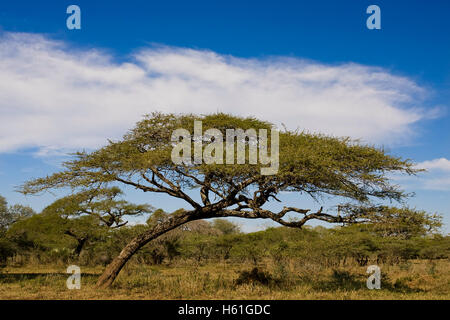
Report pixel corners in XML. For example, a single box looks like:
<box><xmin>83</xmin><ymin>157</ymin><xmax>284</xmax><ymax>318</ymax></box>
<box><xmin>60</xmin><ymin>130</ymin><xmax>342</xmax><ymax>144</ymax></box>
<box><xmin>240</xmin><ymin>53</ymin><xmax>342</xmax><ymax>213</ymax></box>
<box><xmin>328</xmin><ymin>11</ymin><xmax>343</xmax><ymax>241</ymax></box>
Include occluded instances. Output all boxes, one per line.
<box><xmin>96</xmin><ymin>211</ymin><xmax>198</xmax><ymax>288</ymax></box>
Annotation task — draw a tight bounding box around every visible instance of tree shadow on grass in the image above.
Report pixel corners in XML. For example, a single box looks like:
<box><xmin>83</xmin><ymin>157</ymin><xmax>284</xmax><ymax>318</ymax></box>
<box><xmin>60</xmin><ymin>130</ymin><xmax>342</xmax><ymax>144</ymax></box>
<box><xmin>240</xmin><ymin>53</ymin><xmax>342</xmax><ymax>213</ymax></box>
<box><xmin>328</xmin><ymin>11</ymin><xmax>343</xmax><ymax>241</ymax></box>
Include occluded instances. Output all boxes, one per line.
<box><xmin>310</xmin><ymin>270</ymin><xmax>423</xmax><ymax>293</ymax></box>
<box><xmin>311</xmin><ymin>270</ymin><xmax>367</xmax><ymax>291</ymax></box>
<box><xmin>235</xmin><ymin>267</ymin><xmax>273</xmax><ymax>286</ymax></box>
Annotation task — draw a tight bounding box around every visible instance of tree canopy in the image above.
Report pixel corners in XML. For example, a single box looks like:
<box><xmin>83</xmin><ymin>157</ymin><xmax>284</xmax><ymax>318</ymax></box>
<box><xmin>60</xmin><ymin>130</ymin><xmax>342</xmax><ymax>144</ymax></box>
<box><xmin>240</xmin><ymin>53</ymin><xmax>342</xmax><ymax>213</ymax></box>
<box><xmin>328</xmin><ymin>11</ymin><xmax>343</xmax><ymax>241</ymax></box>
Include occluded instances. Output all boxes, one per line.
<box><xmin>19</xmin><ymin>112</ymin><xmax>427</xmax><ymax>287</ymax></box>
<box><xmin>0</xmin><ymin>194</ymin><xmax>35</xmax><ymax>233</ymax></box>
<box><xmin>21</xmin><ymin>112</ymin><xmax>420</xmax><ymax>226</ymax></box>
<box><xmin>42</xmin><ymin>187</ymin><xmax>153</xmax><ymax>228</ymax></box>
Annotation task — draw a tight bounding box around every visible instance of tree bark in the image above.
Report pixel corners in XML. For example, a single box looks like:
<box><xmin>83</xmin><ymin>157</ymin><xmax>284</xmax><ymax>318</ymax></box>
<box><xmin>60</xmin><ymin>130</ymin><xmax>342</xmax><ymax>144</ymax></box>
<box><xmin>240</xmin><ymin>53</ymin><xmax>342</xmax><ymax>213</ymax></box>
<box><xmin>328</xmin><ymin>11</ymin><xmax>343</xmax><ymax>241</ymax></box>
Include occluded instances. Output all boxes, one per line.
<box><xmin>96</xmin><ymin>211</ymin><xmax>199</xmax><ymax>288</ymax></box>
<box><xmin>64</xmin><ymin>230</ymin><xmax>87</xmax><ymax>258</ymax></box>
<box><xmin>74</xmin><ymin>237</ymin><xmax>87</xmax><ymax>257</ymax></box>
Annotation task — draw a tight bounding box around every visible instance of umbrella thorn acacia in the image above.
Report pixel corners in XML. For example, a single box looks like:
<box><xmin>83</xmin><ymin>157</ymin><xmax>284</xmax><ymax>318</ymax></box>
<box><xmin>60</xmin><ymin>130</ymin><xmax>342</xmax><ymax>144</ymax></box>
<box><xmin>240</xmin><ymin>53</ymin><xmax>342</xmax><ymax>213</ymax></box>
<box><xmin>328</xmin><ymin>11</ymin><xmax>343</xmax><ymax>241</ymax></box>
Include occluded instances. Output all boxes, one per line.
<box><xmin>41</xmin><ymin>187</ymin><xmax>153</xmax><ymax>256</ymax></box>
<box><xmin>20</xmin><ymin>112</ymin><xmax>423</xmax><ymax>288</ymax></box>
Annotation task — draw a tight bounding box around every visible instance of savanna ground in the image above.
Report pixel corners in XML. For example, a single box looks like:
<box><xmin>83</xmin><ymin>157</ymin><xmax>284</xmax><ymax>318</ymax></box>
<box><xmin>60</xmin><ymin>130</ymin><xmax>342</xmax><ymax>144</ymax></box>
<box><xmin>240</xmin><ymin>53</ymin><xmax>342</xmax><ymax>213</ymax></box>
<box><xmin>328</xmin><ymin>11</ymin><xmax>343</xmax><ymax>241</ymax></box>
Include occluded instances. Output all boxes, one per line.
<box><xmin>1</xmin><ymin>259</ymin><xmax>448</xmax><ymax>300</ymax></box>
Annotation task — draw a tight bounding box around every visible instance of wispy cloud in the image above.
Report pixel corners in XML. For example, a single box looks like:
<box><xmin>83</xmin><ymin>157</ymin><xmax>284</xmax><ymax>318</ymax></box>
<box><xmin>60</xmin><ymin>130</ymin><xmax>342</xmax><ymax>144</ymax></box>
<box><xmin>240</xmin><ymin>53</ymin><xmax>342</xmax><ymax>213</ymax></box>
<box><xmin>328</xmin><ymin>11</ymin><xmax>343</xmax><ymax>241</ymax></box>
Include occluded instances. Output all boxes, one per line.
<box><xmin>417</xmin><ymin>158</ymin><xmax>450</xmax><ymax>172</ymax></box>
<box><xmin>0</xmin><ymin>32</ymin><xmax>438</xmax><ymax>155</ymax></box>
<box><xmin>411</xmin><ymin>158</ymin><xmax>450</xmax><ymax>191</ymax></box>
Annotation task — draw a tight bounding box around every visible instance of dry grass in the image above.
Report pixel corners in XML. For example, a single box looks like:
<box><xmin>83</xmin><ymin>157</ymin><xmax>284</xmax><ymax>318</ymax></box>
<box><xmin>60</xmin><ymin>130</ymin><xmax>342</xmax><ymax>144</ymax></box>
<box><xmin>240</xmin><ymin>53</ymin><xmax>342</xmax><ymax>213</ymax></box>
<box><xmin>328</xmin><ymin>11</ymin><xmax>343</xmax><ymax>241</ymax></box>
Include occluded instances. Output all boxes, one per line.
<box><xmin>0</xmin><ymin>259</ymin><xmax>449</xmax><ymax>300</ymax></box>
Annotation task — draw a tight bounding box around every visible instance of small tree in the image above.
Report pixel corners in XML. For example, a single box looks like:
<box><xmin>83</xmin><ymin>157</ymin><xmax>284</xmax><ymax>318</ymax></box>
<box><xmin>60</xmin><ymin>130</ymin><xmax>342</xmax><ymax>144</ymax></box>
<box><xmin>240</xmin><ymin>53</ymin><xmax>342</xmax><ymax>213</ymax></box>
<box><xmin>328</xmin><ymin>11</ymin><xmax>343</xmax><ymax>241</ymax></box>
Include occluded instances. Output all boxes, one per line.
<box><xmin>7</xmin><ymin>212</ymin><xmax>86</xmax><ymax>257</ymax></box>
<box><xmin>21</xmin><ymin>113</ymin><xmax>425</xmax><ymax>287</ymax></box>
<box><xmin>0</xmin><ymin>195</ymin><xmax>8</xmax><ymax>235</ymax></box>
<box><xmin>43</xmin><ymin>187</ymin><xmax>153</xmax><ymax>228</ymax></box>
<box><xmin>40</xmin><ymin>187</ymin><xmax>153</xmax><ymax>256</ymax></box>
<box><xmin>0</xmin><ymin>195</ymin><xmax>35</xmax><ymax>234</ymax></box>
<box><xmin>212</xmin><ymin>219</ymin><xmax>241</xmax><ymax>235</ymax></box>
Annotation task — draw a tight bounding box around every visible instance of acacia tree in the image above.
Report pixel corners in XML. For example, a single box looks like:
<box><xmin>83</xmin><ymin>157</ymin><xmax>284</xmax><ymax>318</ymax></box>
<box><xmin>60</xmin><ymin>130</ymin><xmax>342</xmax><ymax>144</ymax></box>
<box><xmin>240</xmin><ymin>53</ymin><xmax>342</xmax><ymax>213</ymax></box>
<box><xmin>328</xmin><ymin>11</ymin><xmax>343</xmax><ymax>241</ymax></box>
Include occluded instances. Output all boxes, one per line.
<box><xmin>21</xmin><ymin>113</ymin><xmax>423</xmax><ymax>288</ymax></box>
<box><xmin>0</xmin><ymin>195</ymin><xmax>8</xmax><ymax>234</ymax></box>
<box><xmin>0</xmin><ymin>194</ymin><xmax>35</xmax><ymax>233</ymax></box>
<box><xmin>43</xmin><ymin>187</ymin><xmax>152</xmax><ymax>228</ymax></box>
<box><xmin>41</xmin><ymin>187</ymin><xmax>153</xmax><ymax>256</ymax></box>
<box><xmin>0</xmin><ymin>195</ymin><xmax>36</xmax><ymax>264</ymax></box>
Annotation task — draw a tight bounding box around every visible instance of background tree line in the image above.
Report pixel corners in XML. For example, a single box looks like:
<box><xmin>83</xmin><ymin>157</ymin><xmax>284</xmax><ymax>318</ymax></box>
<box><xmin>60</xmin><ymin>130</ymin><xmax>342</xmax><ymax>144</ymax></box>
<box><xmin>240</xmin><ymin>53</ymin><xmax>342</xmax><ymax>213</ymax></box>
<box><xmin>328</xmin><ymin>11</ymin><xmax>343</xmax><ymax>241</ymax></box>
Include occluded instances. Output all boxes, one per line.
<box><xmin>1</xmin><ymin>192</ymin><xmax>448</xmax><ymax>269</ymax></box>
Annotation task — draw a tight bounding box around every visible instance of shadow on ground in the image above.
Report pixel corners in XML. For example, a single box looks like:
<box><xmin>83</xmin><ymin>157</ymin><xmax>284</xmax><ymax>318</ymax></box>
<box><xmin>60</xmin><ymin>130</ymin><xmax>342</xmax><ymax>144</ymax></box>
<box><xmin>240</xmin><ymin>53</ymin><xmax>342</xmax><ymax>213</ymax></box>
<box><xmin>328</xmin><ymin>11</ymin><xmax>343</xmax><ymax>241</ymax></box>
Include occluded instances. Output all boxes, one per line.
<box><xmin>310</xmin><ymin>269</ymin><xmax>423</xmax><ymax>293</ymax></box>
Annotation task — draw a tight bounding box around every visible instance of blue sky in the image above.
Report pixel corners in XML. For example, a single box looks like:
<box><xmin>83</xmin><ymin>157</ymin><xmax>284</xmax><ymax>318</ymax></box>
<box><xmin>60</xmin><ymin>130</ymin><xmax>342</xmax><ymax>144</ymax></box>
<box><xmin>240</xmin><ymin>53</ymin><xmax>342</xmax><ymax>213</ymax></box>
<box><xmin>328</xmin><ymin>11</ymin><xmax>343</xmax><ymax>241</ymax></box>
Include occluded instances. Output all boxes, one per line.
<box><xmin>0</xmin><ymin>0</ymin><xmax>449</xmax><ymax>232</ymax></box>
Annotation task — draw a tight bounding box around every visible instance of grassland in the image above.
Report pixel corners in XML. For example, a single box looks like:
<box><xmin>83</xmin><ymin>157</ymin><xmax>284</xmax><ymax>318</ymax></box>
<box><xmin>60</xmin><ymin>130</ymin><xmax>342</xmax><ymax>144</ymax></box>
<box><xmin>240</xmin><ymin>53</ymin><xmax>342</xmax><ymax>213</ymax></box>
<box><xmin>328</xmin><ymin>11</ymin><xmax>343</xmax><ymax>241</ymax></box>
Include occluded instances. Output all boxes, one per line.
<box><xmin>1</xmin><ymin>259</ymin><xmax>448</xmax><ymax>300</ymax></box>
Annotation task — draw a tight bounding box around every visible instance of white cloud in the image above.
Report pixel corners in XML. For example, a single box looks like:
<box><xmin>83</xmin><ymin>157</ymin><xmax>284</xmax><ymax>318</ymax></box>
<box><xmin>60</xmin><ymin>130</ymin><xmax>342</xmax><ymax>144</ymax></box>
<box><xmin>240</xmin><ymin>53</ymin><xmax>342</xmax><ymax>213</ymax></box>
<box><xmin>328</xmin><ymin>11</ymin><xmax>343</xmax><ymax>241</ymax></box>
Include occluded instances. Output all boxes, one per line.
<box><xmin>411</xmin><ymin>158</ymin><xmax>450</xmax><ymax>191</ymax></box>
<box><xmin>394</xmin><ymin>158</ymin><xmax>450</xmax><ymax>191</ymax></box>
<box><xmin>421</xmin><ymin>177</ymin><xmax>450</xmax><ymax>191</ymax></box>
<box><xmin>0</xmin><ymin>32</ymin><xmax>437</xmax><ymax>154</ymax></box>
<box><xmin>417</xmin><ymin>158</ymin><xmax>450</xmax><ymax>172</ymax></box>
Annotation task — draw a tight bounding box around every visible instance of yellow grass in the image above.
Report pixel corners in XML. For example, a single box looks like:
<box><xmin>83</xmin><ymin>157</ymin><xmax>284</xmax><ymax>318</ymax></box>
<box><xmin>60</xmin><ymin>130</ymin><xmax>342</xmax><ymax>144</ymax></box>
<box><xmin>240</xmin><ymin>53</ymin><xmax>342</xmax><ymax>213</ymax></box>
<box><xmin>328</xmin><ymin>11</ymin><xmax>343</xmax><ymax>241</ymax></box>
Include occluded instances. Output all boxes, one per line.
<box><xmin>0</xmin><ymin>259</ymin><xmax>449</xmax><ymax>300</ymax></box>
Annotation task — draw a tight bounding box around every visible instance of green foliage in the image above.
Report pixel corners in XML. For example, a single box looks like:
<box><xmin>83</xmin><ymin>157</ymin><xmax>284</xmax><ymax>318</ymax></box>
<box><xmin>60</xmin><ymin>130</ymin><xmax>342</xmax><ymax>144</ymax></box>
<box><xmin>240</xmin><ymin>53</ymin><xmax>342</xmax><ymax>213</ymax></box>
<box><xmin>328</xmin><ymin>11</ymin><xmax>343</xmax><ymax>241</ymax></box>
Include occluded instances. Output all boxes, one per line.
<box><xmin>2</xmin><ymin>188</ymin><xmax>153</xmax><ymax>261</ymax></box>
<box><xmin>146</xmin><ymin>208</ymin><xmax>171</xmax><ymax>227</ymax></box>
<box><xmin>2</xmin><ymin>210</ymin><xmax>449</xmax><ymax>269</ymax></box>
<box><xmin>212</xmin><ymin>219</ymin><xmax>240</xmax><ymax>235</ymax></box>
<box><xmin>0</xmin><ymin>195</ymin><xmax>8</xmax><ymax>231</ymax></box>
<box><xmin>8</xmin><ymin>213</ymin><xmax>79</xmax><ymax>249</ymax></box>
<box><xmin>43</xmin><ymin>187</ymin><xmax>153</xmax><ymax>228</ymax></box>
<box><xmin>0</xmin><ymin>195</ymin><xmax>37</xmax><ymax>264</ymax></box>
<box><xmin>340</xmin><ymin>205</ymin><xmax>442</xmax><ymax>238</ymax></box>
<box><xmin>21</xmin><ymin>113</ymin><xmax>420</xmax><ymax>223</ymax></box>
<box><xmin>0</xmin><ymin>195</ymin><xmax>35</xmax><ymax>233</ymax></box>
<box><xmin>0</xmin><ymin>197</ymin><xmax>8</xmax><ymax>243</ymax></box>
<box><xmin>0</xmin><ymin>237</ymin><xmax>15</xmax><ymax>264</ymax></box>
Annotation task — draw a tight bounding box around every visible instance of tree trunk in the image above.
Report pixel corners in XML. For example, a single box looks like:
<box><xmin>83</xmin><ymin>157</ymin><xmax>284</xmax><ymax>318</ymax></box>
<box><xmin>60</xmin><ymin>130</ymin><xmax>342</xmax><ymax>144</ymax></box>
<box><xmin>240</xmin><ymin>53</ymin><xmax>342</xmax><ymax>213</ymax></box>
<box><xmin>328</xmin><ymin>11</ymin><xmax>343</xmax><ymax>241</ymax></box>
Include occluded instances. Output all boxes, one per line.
<box><xmin>74</xmin><ymin>237</ymin><xmax>87</xmax><ymax>257</ymax></box>
<box><xmin>96</xmin><ymin>211</ymin><xmax>198</xmax><ymax>288</ymax></box>
<box><xmin>64</xmin><ymin>230</ymin><xmax>87</xmax><ymax>258</ymax></box>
